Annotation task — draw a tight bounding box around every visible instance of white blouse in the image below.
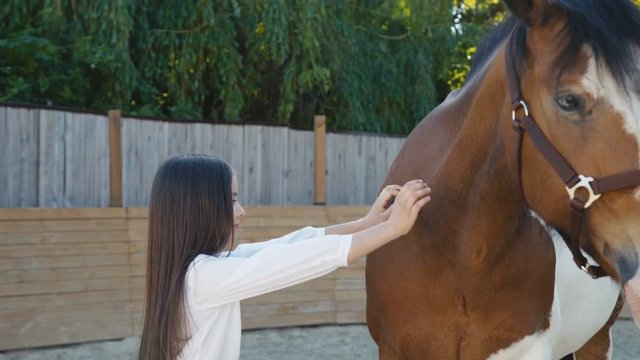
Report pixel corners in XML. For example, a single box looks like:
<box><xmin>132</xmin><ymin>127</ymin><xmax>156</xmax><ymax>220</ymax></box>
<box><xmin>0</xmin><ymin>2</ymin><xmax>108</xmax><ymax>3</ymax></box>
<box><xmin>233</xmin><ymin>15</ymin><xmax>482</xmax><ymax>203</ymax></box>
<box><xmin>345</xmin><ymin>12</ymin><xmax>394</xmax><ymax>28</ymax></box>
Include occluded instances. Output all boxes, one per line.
<box><xmin>178</xmin><ymin>226</ymin><xmax>352</xmax><ymax>360</ymax></box>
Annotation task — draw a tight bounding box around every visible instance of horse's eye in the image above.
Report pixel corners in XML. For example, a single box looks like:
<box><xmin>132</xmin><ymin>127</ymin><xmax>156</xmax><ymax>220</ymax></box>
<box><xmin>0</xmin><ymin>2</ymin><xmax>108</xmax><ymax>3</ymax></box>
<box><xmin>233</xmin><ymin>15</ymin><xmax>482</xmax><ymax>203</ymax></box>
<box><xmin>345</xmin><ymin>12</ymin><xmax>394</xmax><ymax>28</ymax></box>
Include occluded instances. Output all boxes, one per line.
<box><xmin>555</xmin><ymin>94</ymin><xmax>583</xmax><ymax>112</ymax></box>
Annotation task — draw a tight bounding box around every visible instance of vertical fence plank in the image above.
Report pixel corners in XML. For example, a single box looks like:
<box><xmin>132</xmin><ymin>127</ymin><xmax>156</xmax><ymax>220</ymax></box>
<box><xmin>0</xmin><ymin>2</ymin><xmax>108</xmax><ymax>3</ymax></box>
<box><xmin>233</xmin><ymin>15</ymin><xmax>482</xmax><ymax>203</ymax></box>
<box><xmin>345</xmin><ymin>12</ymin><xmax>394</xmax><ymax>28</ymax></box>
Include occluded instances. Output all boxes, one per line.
<box><xmin>63</xmin><ymin>112</ymin><xmax>80</xmax><ymax>206</ymax></box>
<box><xmin>127</xmin><ymin>119</ymin><xmax>168</xmax><ymax>206</ymax></box>
<box><xmin>84</xmin><ymin>114</ymin><xmax>97</xmax><ymax>206</ymax></box>
<box><xmin>225</xmin><ymin>125</ymin><xmax>244</xmax><ymax>173</ymax></box>
<box><xmin>259</xmin><ymin>126</ymin><xmax>287</xmax><ymax>205</ymax></box>
<box><xmin>192</xmin><ymin>123</ymin><xmax>208</xmax><ymax>154</ymax></box>
<box><xmin>64</xmin><ymin>111</ymin><xmax>108</xmax><ymax>207</ymax></box>
<box><xmin>204</xmin><ymin>123</ymin><xmax>224</xmax><ymax>161</ymax></box>
<box><xmin>38</xmin><ymin>110</ymin><xmax>65</xmax><ymax>207</ymax></box>
<box><xmin>121</xmin><ymin>117</ymin><xmax>138</xmax><ymax>207</ymax></box>
<box><xmin>242</xmin><ymin>126</ymin><xmax>263</xmax><ymax>205</ymax></box>
<box><xmin>109</xmin><ymin>110</ymin><xmax>123</xmax><ymax>207</ymax></box>
<box><xmin>327</xmin><ymin>133</ymin><xmax>369</xmax><ymax>205</ymax></box>
<box><xmin>286</xmin><ymin>129</ymin><xmax>314</xmax><ymax>204</ymax></box>
<box><xmin>13</xmin><ymin>108</ymin><xmax>39</xmax><ymax>207</ymax></box>
<box><xmin>314</xmin><ymin>116</ymin><xmax>326</xmax><ymax>205</ymax></box>
<box><xmin>95</xmin><ymin>115</ymin><xmax>110</xmax><ymax>207</ymax></box>
<box><xmin>3</xmin><ymin>108</ymin><xmax>20</xmax><ymax>207</ymax></box>
<box><xmin>1</xmin><ymin>107</ymin><xmax>407</xmax><ymax>207</ymax></box>
<box><xmin>0</xmin><ymin>107</ymin><xmax>9</xmax><ymax>207</ymax></box>
<box><xmin>208</xmin><ymin>124</ymin><xmax>244</xmax><ymax>199</ymax></box>
<box><xmin>166</xmin><ymin>122</ymin><xmax>190</xmax><ymax>157</ymax></box>
<box><xmin>349</xmin><ymin>135</ymin><xmax>366</xmax><ymax>204</ymax></box>
<box><xmin>364</xmin><ymin>135</ymin><xmax>380</xmax><ymax>203</ymax></box>
<box><xmin>122</xmin><ymin>117</ymin><xmax>152</xmax><ymax>207</ymax></box>
<box><xmin>326</xmin><ymin>134</ymin><xmax>343</xmax><ymax>205</ymax></box>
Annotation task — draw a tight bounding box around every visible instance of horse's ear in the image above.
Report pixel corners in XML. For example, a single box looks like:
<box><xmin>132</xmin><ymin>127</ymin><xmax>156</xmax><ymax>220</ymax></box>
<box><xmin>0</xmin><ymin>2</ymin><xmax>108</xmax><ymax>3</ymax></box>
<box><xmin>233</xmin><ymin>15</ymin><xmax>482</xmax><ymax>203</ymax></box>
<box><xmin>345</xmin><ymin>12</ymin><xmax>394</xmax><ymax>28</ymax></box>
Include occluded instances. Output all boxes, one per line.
<box><xmin>503</xmin><ymin>0</ymin><xmax>548</xmax><ymax>26</ymax></box>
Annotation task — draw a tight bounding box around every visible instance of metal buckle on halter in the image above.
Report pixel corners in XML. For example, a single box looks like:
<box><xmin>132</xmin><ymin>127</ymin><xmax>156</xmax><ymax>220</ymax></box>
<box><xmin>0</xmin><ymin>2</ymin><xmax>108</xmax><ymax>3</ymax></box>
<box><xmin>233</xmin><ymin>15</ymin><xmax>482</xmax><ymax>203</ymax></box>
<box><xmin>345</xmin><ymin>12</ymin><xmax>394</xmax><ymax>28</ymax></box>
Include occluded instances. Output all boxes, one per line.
<box><xmin>565</xmin><ymin>175</ymin><xmax>602</xmax><ymax>209</ymax></box>
<box><xmin>580</xmin><ymin>263</ymin><xmax>590</xmax><ymax>273</ymax></box>
<box><xmin>511</xmin><ymin>100</ymin><xmax>529</xmax><ymax>121</ymax></box>
<box><xmin>579</xmin><ymin>263</ymin><xmax>599</xmax><ymax>279</ymax></box>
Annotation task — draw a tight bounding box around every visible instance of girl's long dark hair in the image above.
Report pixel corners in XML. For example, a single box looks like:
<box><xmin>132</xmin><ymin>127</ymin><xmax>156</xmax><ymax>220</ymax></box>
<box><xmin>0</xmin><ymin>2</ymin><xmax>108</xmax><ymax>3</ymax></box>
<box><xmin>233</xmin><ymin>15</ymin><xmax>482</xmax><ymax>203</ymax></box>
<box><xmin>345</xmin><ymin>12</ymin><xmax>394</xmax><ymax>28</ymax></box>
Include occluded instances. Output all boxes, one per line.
<box><xmin>139</xmin><ymin>154</ymin><xmax>234</xmax><ymax>360</ymax></box>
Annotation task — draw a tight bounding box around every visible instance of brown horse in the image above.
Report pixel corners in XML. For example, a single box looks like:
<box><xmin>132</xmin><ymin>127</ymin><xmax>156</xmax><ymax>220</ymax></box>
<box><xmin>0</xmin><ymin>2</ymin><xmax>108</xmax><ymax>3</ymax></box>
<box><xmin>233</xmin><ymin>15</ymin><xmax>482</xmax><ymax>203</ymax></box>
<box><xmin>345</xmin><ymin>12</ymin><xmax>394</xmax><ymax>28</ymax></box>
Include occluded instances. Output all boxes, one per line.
<box><xmin>366</xmin><ymin>0</ymin><xmax>640</xmax><ymax>359</ymax></box>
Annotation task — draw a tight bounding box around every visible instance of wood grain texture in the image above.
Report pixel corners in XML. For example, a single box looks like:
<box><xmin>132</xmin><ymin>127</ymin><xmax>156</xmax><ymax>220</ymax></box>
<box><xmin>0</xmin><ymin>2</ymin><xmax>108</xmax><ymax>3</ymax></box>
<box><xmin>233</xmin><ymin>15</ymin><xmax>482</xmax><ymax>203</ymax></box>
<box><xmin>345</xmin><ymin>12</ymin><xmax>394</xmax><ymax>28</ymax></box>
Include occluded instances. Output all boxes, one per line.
<box><xmin>1</xmin><ymin>107</ymin><xmax>404</xmax><ymax>207</ymax></box>
<box><xmin>0</xmin><ymin>206</ymin><xmax>370</xmax><ymax>351</ymax></box>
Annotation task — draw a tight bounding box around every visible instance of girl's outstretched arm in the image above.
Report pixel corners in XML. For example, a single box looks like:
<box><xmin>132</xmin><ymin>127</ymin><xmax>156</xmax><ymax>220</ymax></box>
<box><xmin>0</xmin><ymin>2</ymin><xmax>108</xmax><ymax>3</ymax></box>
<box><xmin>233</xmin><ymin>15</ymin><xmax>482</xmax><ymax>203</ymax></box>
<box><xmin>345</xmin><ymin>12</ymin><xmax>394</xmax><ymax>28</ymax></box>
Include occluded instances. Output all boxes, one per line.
<box><xmin>190</xmin><ymin>180</ymin><xmax>431</xmax><ymax>306</ymax></box>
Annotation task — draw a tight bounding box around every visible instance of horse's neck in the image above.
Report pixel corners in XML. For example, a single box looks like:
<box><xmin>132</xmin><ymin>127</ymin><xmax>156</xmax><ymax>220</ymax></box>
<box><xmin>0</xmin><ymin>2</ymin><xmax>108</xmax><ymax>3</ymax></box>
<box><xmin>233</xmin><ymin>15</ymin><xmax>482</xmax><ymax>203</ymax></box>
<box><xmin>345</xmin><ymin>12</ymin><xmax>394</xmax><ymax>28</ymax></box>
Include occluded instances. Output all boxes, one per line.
<box><xmin>427</xmin><ymin>52</ymin><xmax>529</xmax><ymax>247</ymax></box>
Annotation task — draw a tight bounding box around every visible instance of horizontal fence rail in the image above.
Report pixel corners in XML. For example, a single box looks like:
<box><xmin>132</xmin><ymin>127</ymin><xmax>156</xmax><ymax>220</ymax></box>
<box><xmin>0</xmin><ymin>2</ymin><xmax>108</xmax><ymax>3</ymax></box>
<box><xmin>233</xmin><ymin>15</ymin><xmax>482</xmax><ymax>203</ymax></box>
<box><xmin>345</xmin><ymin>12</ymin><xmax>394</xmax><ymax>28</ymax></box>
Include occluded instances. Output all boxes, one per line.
<box><xmin>0</xmin><ymin>206</ymin><xmax>635</xmax><ymax>351</ymax></box>
<box><xmin>0</xmin><ymin>206</ymin><xmax>370</xmax><ymax>351</ymax></box>
<box><xmin>0</xmin><ymin>106</ymin><xmax>405</xmax><ymax>208</ymax></box>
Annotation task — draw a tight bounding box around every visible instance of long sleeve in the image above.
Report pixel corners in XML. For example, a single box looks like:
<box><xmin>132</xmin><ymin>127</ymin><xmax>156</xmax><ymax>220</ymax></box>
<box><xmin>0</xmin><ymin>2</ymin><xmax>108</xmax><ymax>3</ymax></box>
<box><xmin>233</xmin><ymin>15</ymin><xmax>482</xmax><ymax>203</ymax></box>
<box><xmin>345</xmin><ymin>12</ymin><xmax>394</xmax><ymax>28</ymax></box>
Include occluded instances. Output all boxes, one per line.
<box><xmin>230</xmin><ymin>226</ymin><xmax>325</xmax><ymax>257</ymax></box>
<box><xmin>186</xmin><ymin>232</ymin><xmax>351</xmax><ymax>310</ymax></box>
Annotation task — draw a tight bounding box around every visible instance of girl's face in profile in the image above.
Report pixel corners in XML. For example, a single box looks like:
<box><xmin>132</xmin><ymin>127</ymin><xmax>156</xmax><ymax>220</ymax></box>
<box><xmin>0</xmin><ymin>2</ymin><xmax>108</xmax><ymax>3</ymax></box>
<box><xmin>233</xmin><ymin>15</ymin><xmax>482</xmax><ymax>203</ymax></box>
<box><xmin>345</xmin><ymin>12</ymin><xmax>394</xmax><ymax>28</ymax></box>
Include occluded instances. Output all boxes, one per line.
<box><xmin>231</xmin><ymin>175</ymin><xmax>245</xmax><ymax>230</ymax></box>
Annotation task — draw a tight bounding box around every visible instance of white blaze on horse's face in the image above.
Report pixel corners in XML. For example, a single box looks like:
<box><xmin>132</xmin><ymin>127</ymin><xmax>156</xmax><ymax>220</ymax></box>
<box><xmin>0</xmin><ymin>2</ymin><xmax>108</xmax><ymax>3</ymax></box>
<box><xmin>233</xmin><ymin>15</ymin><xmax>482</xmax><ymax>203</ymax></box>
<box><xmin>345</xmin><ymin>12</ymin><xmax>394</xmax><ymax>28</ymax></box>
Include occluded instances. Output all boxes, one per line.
<box><xmin>580</xmin><ymin>48</ymin><xmax>640</xmax><ymax>200</ymax></box>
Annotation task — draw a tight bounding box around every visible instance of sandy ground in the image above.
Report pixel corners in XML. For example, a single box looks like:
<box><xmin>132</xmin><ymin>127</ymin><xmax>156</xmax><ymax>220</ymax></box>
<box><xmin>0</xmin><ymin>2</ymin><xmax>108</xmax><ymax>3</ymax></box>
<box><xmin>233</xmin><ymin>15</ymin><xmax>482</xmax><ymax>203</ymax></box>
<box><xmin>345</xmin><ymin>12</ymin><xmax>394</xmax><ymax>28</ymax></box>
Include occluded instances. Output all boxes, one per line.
<box><xmin>1</xmin><ymin>321</ymin><xmax>638</xmax><ymax>360</ymax></box>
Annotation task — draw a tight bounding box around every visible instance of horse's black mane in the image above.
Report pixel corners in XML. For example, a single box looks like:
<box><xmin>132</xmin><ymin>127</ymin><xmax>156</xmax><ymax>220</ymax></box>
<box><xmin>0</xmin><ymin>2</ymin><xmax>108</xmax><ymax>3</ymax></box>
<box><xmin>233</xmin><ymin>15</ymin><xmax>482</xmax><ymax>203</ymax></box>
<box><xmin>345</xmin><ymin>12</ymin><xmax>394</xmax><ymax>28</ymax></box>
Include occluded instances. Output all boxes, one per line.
<box><xmin>467</xmin><ymin>16</ymin><xmax>518</xmax><ymax>80</ymax></box>
<box><xmin>468</xmin><ymin>0</ymin><xmax>640</xmax><ymax>93</ymax></box>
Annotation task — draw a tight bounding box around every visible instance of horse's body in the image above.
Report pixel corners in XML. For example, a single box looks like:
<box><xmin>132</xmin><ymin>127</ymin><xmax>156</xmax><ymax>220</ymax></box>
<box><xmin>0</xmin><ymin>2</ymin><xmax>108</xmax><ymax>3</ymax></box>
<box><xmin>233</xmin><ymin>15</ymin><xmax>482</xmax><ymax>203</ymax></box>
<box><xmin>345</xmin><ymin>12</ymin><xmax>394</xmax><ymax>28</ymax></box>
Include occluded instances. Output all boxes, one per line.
<box><xmin>366</xmin><ymin>1</ymin><xmax>640</xmax><ymax>359</ymax></box>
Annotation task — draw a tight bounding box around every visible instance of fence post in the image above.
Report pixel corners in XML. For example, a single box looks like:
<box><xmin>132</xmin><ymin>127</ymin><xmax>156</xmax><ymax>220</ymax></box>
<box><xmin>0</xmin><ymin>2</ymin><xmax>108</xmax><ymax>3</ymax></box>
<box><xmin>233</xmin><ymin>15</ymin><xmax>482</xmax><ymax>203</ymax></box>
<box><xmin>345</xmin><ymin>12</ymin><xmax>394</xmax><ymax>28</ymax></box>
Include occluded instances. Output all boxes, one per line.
<box><xmin>108</xmin><ymin>110</ymin><xmax>123</xmax><ymax>207</ymax></box>
<box><xmin>314</xmin><ymin>115</ymin><xmax>326</xmax><ymax>205</ymax></box>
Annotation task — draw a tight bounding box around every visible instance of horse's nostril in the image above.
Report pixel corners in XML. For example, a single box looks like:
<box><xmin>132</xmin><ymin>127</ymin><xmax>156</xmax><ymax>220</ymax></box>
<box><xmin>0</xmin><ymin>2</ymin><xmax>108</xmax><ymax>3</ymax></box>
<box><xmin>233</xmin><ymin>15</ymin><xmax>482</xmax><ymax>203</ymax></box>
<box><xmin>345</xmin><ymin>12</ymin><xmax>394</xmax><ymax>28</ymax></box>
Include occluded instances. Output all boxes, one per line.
<box><xmin>616</xmin><ymin>250</ymin><xmax>639</xmax><ymax>284</ymax></box>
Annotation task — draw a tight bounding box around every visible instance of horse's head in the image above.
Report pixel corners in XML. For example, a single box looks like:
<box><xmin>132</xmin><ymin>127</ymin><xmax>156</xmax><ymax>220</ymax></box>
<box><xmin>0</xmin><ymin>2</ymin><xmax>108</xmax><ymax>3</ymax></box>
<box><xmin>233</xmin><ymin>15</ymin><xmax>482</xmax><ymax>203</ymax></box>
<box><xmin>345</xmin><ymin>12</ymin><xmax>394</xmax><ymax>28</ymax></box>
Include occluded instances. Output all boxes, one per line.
<box><xmin>504</xmin><ymin>0</ymin><xmax>640</xmax><ymax>282</ymax></box>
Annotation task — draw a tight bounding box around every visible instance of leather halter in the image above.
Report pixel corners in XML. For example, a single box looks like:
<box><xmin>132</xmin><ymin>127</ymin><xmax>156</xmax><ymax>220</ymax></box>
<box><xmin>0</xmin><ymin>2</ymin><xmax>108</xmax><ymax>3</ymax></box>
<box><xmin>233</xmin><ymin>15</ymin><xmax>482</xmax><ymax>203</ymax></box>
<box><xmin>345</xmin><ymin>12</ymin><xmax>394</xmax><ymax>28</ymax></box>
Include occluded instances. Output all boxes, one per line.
<box><xmin>505</xmin><ymin>31</ymin><xmax>640</xmax><ymax>279</ymax></box>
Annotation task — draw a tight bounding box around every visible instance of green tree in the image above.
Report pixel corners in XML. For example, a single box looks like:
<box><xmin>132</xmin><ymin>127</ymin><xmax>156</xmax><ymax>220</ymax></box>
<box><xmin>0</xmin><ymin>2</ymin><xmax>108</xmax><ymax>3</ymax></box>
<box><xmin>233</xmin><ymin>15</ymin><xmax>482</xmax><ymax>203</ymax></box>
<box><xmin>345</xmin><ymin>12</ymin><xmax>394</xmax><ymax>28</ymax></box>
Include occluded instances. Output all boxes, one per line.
<box><xmin>448</xmin><ymin>0</ymin><xmax>505</xmax><ymax>89</ymax></box>
<box><xmin>2</xmin><ymin>0</ymin><xmax>470</xmax><ymax>134</ymax></box>
<box><xmin>0</xmin><ymin>1</ymin><xmax>136</xmax><ymax>109</ymax></box>
<box><xmin>3</xmin><ymin>1</ymin><xmax>639</xmax><ymax>134</ymax></box>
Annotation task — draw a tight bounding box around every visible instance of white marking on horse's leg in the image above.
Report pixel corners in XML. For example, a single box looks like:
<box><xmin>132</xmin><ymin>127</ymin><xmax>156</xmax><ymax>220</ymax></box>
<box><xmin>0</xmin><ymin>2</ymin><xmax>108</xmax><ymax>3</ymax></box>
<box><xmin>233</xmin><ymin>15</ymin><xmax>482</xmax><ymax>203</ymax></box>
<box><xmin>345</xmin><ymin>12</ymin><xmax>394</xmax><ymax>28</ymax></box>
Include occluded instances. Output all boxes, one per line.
<box><xmin>580</xmin><ymin>51</ymin><xmax>640</xmax><ymax>199</ymax></box>
<box><xmin>486</xmin><ymin>332</ymin><xmax>552</xmax><ymax>360</ymax></box>
<box><xmin>606</xmin><ymin>327</ymin><xmax>613</xmax><ymax>360</ymax></box>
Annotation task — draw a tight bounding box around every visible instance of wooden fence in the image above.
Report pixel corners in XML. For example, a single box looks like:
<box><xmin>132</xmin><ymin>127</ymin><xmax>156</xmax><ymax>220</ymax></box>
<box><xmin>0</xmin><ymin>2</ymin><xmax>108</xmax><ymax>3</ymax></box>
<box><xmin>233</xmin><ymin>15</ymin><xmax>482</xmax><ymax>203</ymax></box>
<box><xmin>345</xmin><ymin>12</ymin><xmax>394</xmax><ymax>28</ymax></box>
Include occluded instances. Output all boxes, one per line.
<box><xmin>0</xmin><ymin>106</ymin><xmax>405</xmax><ymax>208</ymax></box>
<box><xmin>0</xmin><ymin>206</ymin><xmax>635</xmax><ymax>351</ymax></box>
<box><xmin>0</xmin><ymin>206</ymin><xmax>369</xmax><ymax>351</ymax></box>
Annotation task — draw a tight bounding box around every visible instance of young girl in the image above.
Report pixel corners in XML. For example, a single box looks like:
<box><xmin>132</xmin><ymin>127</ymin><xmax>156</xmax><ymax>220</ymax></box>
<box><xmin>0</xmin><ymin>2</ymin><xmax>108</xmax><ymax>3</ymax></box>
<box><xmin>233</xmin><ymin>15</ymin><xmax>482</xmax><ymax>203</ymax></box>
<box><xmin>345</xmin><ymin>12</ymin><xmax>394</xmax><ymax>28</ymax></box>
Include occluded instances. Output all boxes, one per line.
<box><xmin>138</xmin><ymin>154</ymin><xmax>431</xmax><ymax>360</ymax></box>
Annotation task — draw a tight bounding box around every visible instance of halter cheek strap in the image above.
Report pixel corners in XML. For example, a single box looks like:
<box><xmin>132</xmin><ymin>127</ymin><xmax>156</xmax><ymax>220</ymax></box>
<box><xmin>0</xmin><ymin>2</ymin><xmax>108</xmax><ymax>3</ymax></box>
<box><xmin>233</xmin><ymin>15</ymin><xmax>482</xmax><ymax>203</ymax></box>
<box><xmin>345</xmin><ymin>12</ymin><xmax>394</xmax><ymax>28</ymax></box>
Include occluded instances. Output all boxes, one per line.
<box><xmin>505</xmin><ymin>31</ymin><xmax>640</xmax><ymax>279</ymax></box>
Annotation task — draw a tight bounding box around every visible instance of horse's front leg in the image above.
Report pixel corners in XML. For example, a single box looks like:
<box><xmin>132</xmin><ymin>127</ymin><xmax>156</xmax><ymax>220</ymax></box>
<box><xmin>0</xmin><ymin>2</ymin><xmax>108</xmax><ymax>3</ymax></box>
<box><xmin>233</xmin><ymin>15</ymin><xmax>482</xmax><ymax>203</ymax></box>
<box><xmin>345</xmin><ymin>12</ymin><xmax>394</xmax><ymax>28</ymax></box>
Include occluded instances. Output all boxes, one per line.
<box><xmin>377</xmin><ymin>343</ymin><xmax>402</xmax><ymax>360</ymax></box>
<box><xmin>566</xmin><ymin>293</ymin><xmax>623</xmax><ymax>360</ymax></box>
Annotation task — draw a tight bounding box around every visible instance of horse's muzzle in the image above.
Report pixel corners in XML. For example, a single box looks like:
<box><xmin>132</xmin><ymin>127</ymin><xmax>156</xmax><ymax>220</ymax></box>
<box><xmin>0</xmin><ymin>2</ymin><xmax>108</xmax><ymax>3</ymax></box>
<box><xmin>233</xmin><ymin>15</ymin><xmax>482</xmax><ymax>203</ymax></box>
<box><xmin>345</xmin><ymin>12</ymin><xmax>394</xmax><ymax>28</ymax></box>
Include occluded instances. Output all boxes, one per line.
<box><xmin>615</xmin><ymin>249</ymin><xmax>639</xmax><ymax>284</ymax></box>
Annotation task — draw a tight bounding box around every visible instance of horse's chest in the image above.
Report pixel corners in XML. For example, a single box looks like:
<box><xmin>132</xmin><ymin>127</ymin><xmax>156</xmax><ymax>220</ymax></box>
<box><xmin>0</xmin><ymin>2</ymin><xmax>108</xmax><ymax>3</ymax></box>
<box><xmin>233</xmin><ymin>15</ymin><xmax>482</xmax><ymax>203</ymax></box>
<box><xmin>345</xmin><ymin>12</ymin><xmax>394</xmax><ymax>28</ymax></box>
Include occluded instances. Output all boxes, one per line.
<box><xmin>487</xmin><ymin>232</ymin><xmax>620</xmax><ymax>360</ymax></box>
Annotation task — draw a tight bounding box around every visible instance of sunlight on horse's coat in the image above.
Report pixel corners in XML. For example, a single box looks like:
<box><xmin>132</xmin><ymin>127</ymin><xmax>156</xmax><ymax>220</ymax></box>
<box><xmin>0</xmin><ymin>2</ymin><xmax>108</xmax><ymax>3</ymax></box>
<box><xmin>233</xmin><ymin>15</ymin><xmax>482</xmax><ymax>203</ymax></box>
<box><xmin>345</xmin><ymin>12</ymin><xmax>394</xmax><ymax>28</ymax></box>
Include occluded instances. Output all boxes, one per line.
<box><xmin>486</xmin><ymin>330</ymin><xmax>552</xmax><ymax>360</ymax></box>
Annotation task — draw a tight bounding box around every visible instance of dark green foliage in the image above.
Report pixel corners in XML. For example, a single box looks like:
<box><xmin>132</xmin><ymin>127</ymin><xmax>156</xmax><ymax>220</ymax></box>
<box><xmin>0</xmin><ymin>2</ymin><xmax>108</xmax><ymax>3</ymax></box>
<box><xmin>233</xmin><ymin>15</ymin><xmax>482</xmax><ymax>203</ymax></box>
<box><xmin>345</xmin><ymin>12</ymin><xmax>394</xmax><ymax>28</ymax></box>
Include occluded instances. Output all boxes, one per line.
<box><xmin>0</xmin><ymin>0</ymin><xmax>136</xmax><ymax>108</ymax></box>
<box><xmin>0</xmin><ymin>0</ymin><xmax>505</xmax><ymax>134</ymax></box>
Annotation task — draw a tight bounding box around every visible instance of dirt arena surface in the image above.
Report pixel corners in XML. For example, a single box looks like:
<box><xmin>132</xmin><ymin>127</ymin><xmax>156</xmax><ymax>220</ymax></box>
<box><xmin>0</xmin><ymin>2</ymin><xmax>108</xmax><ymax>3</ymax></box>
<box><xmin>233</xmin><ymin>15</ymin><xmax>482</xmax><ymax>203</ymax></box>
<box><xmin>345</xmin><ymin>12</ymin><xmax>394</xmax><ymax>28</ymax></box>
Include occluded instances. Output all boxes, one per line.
<box><xmin>1</xmin><ymin>321</ymin><xmax>638</xmax><ymax>359</ymax></box>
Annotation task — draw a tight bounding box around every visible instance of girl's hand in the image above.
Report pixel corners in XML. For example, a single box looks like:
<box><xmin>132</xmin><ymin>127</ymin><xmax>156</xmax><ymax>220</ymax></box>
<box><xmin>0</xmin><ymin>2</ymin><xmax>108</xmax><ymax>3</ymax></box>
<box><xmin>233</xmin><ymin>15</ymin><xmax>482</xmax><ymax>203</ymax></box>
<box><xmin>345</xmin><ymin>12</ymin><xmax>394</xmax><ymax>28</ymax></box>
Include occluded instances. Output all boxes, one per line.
<box><xmin>386</xmin><ymin>180</ymin><xmax>431</xmax><ymax>236</ymax></box>
<box><xmin>345</xmin><ymin>179</ymin><xmax>431</xmax><ymax>262</ymax></box>
<box><xmin>361</xmin><ymin>185</ymin><xmax>402</xmax><ymax>228</ymax></box>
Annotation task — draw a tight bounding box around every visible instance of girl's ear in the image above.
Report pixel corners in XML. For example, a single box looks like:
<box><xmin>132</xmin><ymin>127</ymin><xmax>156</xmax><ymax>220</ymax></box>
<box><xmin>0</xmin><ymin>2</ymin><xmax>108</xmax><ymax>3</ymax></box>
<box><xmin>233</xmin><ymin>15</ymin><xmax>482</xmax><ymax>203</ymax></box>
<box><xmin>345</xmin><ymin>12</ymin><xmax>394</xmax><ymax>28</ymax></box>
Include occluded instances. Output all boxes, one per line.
<box><xmin>504</xmin><ymin>0</ymin><xmax>549</xmax><ymax>26</ymax></box>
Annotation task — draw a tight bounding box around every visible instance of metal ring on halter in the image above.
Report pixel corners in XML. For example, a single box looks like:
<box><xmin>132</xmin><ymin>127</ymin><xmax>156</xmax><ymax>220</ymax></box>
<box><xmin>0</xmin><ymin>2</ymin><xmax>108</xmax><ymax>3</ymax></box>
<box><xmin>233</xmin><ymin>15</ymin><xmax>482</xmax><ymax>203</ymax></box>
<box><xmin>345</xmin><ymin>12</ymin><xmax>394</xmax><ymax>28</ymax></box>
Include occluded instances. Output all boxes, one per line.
<box><xmin>565</xmin><ymin>175</ymin><xmax>602</xmax><ymax>209</ymax></box>
<box><xmin>580</xmin><ymin>263</ymin><xmax>598</xmax><ymax>279</ymax></box>
<box><xmin>511</xmin><ymin>100</ymin><xmax>530</xmax><ymax>121</ymax></box>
